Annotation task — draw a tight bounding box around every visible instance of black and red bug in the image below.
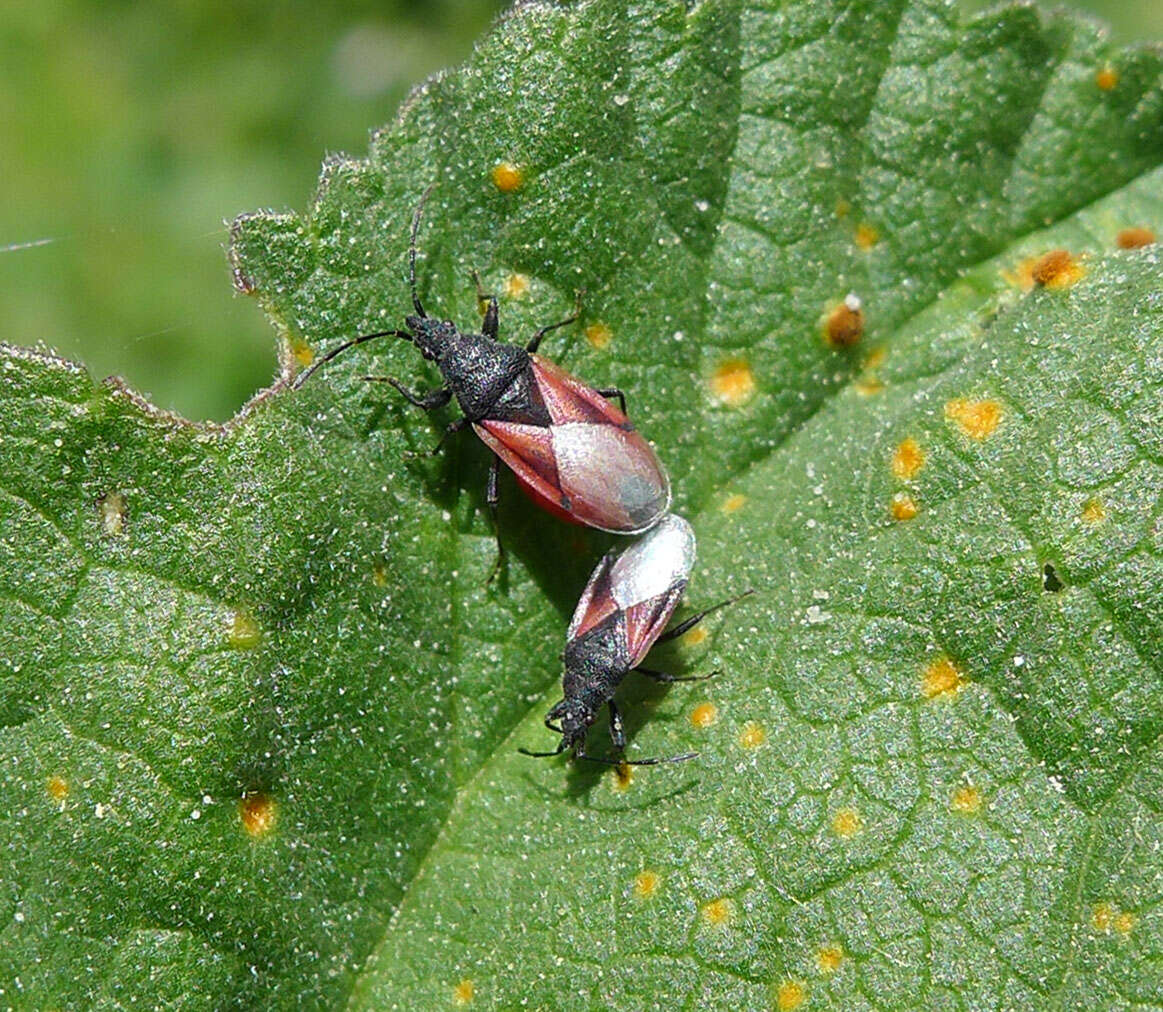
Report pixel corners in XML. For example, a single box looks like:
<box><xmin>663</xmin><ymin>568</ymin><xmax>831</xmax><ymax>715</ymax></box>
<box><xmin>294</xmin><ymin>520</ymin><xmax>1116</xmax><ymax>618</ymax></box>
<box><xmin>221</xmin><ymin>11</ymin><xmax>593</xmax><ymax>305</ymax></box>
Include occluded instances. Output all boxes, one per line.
<box><xmin>519</xmin><ymin>514</ymin><xmax>752</xmax><ymax>766</ymax></box>
<box><xmin>294</xmin><ymin>187</ymin><xmax>671</xmax><ymax>570</ymax></box>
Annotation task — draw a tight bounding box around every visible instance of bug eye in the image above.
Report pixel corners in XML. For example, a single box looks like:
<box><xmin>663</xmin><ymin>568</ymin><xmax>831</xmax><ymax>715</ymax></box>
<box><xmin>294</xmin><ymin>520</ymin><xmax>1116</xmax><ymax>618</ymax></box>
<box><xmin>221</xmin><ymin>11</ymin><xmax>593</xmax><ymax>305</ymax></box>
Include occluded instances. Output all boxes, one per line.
<box><xmin>585</xmin><ymin>713</ymin><xmax>595</xmax><ymax>726</ymax></box>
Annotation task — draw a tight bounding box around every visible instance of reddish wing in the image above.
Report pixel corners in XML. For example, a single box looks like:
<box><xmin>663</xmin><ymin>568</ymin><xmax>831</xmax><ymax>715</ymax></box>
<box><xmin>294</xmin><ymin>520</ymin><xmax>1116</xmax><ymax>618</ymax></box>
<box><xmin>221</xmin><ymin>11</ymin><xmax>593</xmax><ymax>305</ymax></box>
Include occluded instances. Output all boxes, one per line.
<box><xmin>567</xmin><ymin>551</ymin><xmax>620</xmax><ymax>642</ymax></box>
<box><xmin>472</xmin><ymin>421</ymin><xmax>579</xmax><ymax>526</ymax></box>
<box><xmin>622</xmin><ymin>583</ymin><xmax>687</xmax><ymax>667</ymax></box>
<box><xmin>530</xmin><ymin>355</ymin><xmax>631</xmax><ymax>428</ymax></box>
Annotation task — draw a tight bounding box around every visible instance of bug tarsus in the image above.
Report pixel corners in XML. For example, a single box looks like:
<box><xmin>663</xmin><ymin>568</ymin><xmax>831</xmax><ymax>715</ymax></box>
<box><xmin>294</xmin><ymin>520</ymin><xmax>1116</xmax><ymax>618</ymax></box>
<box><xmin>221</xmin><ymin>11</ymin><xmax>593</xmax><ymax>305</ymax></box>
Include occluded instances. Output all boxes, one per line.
<box><xmin>594</xmin><ymin>386</ymin><xmax>628</xmax><ymax>414</ymax></box>
<box><xmin>634</xmin><ymin>666</ymin><xmax>718</xmax><ymax>684</ymax></box>
<box><xmin>655</xmin><ymin>589</ymin><xmax>756</xmax><ymax>645</ymax></box>
<box><xmin>485</xmin><ymin>454</ymin><xmax>507</xmax><ymax>585</ymax></box>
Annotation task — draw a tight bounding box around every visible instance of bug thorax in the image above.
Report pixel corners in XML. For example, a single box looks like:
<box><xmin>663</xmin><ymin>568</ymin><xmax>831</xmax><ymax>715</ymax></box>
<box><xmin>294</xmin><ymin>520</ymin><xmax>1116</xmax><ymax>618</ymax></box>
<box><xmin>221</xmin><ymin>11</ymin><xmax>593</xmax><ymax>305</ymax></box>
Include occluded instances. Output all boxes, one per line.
<box><xmin>404</xmin><ymin>315</ymin><xmax>459</xmax><ymax>362</ymax></box>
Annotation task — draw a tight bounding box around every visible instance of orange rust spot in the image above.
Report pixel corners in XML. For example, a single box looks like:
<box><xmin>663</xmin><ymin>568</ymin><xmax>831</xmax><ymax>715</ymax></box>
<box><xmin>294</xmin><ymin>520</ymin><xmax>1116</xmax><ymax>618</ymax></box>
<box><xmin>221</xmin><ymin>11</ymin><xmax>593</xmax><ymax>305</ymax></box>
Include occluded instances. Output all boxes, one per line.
<box><xmin>824</xmin><ymin>293</ymin><xmax>865</xmax><ymax>348</ymax></box>
<box><xmin>1115</xmin><ymin>911</ymin><xmax>1137</xmax><ymax>936</ymax></box>
<box><xmin>777</xmin><ymin>980</ymin><xmax>807</xmax><ymax>1010</ymax></box>
<box><xmin>710</xmin><ymin>359</ymin><xmax>756</xmax><ymax>407</ymax></box>
<box><xmin>1092</xmin><ymin>902</ymin><xmax>1116</xmax><ymax>932</ymax></box>
<box><xmin>891</xmin><ymin>438</ymin><xmax>925</xmax><ymax>481</ymax></box>
<box><xmin>613</xmin><ymin>761</ymin><xmax>634</xmax><ymax>791</ymax></box>
<box><xmin>502</xmin><ymin>273</ymin><xmax>530</xmax><ymax>299</ymax></box>
<box><xmin>702</xmin><ymin>897</ymin><xmax>733</xmax><ymax>926</ymax></box>
<box><xmin>922</xmin><ymin>656</ymin><xmax>965</xmax><ymax>699</ymax></box>
<box><xmin>831</xmin><ymin>807</ymin><xmax>863</xmax><ymax>839</ymax></box>
<box><xmin>239</xmin><ymin>792</ymin><xmax>276</xmax><ymax>837</ymax></box>
<box><xmin>738</xmin><ymin>721</ymin><xmax>766</xmax><ymax>749</ymax></box>
<box><xmin>854</xmin><ymin>222</ymin><xmax>880</xmax><ymax>250</ymax></box>
<box><xmin>682</xmin><ymin>625</ymin><xmax>709</xmax><ymax>648</ymax></box>
<box><xmin>864</xmin><ymin>347</ymin><xmax>887</xmax><ymax>370</ymax></box>
<box><xmin>97</xmin><ymin>491</ymin><xmax>128</xmax><ymax>537</ymax></box>
<box><xmin>816</xmin><ymin>944</ymin><xmax>844</xmax><ymax>974</ymax></box>
<box><xmin>289</xmin><ymin>337</ymin><xmax>314</xmax><ymax>368</ymax></box>
<box><xmin>890</xmin><ymin>492</ymin><xmax>918</xmax><ymax>522</ymax></box>
<box><xmin>1031</xmin><ymin>249</ymin><xmax>1085</xmax><ymax>290</ymax></box>
<box><xmin>722</xmin><ymin>493</ymin><xmax>747</xmax><ymax>514</ymax></box>
<box><xmin>690</xmin><ymin>702</ymin><xmax>719</xmax><ymax>729</ymax></box>
<box><xmin>633</xmin><ymin>869</ymin><xmax>660</xmax><ymax>899</ymax></box>
<box><xmin>1082</xmin><ymin>498</ymin><xmax>1107</xmax><ymax>525</ymax></box>
<box><xmin>453</xmin><ymin>978</ymin><xmax>475</xmax><ymax>1005</ymax></box>
<box><xmin>1095</xmin><ymin>65</ymin><xmax>1119</xmax><ymax>91</ymax></box>
<box><xmin>228</xmin><ymin>609</ymin><xmax>262</xmax><ymax>650</ymax></box>
<box><xmin>950</xmin><ymin>784</ymin><xmax>983</xmax><ymax>814</ymax></box>
<box><xmin>47</xmin><ymin>776</ymin><xmax>69</xmax><ymax>801</ymax></box>
<box><xmin>1116</xmin><ymin>226</ymin><xmax>1156</xmax><ymax>249</ymax></box>
<box><xmin>944</xmin><ymin>398</ymin><xmax>1003</xmax><ymax>440</ymax></box>
<box><xmin>855</xmin><ymin>374</ymin><xmax>885</xmax><ymax>396</ymax></box>
<box><xmin>490</xmin><ymin>162</ymin><xmax>524</xmax><ymax>193</ymax></box>
<box><xmin>584</xmin><ymin>322</ymin><xmax>612</xmax><ymax>350</ymax></box>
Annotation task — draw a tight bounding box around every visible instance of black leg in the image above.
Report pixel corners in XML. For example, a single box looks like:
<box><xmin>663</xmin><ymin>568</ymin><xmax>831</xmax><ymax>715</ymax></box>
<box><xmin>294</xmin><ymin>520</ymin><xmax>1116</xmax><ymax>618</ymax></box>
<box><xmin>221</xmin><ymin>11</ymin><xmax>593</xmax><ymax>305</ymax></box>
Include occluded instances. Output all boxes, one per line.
<box><xmin>525</xmin><ymin>290</ymin><xmax>584</xmax><ymax>353</ymax></box>
<box><xmin>485</xmin><ymin>454</ymin><xmax>506</xmax><ymax>584</ymax></box>
<box><xmin>364</xmin><ymin>376</ymin><xmax>452</xmax><ymax>411</ymax></box>
<box><xmin>405</xmin><ymin>416</ymin><xmax>468</xmax><ymax>459</ymax></box>
<box><xmin>594</xmin><ymin>386</ymin><xmax>627</xmax><ymax>414</ymax></box>
<box><xmin>471</xmin><ymin>271</ymin><xmax>499</xmax><ymax>341</ymax></box>
<box><xmin>655</xmin><ymin>590</ymin><xmax>755</xmax><ymax>645</ymax></box>
<box><xmin>608</xmin><ymin>700</ymin><xmax>627</xmax><ymax>751</ymax></box>
<box><xmin>634</xmin><ymin>666</ymin><xmax>718</xmax><ymax>684</ymax></box>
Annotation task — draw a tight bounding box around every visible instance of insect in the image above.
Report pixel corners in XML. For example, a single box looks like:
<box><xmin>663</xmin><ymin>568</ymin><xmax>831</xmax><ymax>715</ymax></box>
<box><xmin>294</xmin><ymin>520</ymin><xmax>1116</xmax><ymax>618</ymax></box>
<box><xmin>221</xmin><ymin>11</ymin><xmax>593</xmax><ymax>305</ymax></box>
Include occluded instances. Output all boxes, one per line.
<box><xmin>519</xmin><ymin>514</ymin><xmax>752</xmax><ymax>766</ymax></box>
<box><xmin>294</xmin><ymin>187</ymin><xmax>671</xmax><ymax>572</ymax></box>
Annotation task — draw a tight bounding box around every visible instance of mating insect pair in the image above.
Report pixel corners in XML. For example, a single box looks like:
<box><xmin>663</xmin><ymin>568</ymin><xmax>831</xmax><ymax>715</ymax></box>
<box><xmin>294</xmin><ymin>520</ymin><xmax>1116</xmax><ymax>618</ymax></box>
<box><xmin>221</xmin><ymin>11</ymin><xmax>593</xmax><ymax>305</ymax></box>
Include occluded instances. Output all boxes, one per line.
<box><xmin>297</xmin><ymin>189</ymin><xmax>746</xmax><ymax>766</ymax></box>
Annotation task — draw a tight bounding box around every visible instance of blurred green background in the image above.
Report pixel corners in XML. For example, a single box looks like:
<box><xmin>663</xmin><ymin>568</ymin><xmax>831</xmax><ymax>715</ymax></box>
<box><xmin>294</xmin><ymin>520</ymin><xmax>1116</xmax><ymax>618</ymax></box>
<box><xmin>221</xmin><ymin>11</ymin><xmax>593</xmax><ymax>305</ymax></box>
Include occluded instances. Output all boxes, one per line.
<box><xmin>2</xmin><ymin>0</ymin><xmax>1159</xmax><ymax>421</ymax></box>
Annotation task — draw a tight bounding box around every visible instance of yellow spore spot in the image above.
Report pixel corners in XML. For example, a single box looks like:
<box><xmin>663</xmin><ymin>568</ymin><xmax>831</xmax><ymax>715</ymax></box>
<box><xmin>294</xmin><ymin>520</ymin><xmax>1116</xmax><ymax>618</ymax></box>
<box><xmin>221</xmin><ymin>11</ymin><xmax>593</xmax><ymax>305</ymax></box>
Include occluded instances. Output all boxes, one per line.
<box><xmin>1115</xmin><ymin>911</ymin><xmax>1137</xmax><ymax>936</ymax></box>
<box><xmin>1095</xmin><ymin>65</ymin><xmax>1119</xmax><ymax>91</ymax></box>
<box><xmin>690</xmin><ymin>702</ymin><xmax>719</xmax><ymax>729</ymax></box>
<box><xmin>239</xmin><ymin>792</ymin><xmax>276</xmax><ymax>837</ymax></box>
<box><xmin>1031</xmin><ymin>249</ymin><xmax>1085</xmax><ymax>290</ymax></box>
<box><xmin>824</xmin><ymin>293</ymin><xmax>865</xmax><ymax>348</ymax></box>
<box><xmin>228</xmin><ymin>609</ymin><xmax>262</xmax><ymax>650</ymax></box>
<box><xmin>738</xmin><ymin>721</ymin><xmax>767</xmax><ymax>749</ymax></box>
<box><xmin>890</xmin><ymin>492</ymin><xmax>918</xmax><ymax>522</ymax></box>
<box><xmin>944</xmin><ymin>398</ymin><xmax>1003</xmax><ymax>440</ymax></box>
<box><xmin>633</xmin><ymin>869</ymin><xmax>660</xmax><ymax>899</ymax></box>
<box><xmin>453</xmin><ymin>978</ymin><xmax>475</xmax><ymax>1005</ymax></box>
<box><xmin>1092</xmin><ymin>902</ymin><xmax>1116</xmax><ymax>932</ymax></box>
<box><xmin>490</xmin><ymin>161</ymin><xmax>524</xmax><ymax>193</ymax></box>
<box><xmin>682</xmin><ymin>625</ymin><xmax>709</xmax><ymax>648</ymax></box>
<box><xmin>502</xmin><ymin>273</ymin><xmax>530</xmax><ymax>299</ymax></box>
<box><xmin>98</xmin><ymin>492</ymin><xmax>128</xmax><ymax>537</ymax></box>
<box><xmin>372</xmin><ymin>562</ymin><xmax>389</xmax><ymax>587</ymax></box>
<box><xmin>1082</xmin><ymin>498</ymin><xmax>1107</xmax><ymax>525</ymax></box>
<box><xmin>702</xmin><ymin>897</ymin><xmax>733</xmax><ymax>926</ymax></box>
<box><xmin>831</xmin><ymin>807</ymin><xmax>863</xmax><ymax>839</ymax></box>
<box><xmin>290</xmin><ymin>337</ymin><xmax>315</xmax><ymax>368</ymax></box>
<box><xmin>864</xmin><ymin>347</ymin><xmax>887</xmax><ymax>370</ymax></box>
<box><xmin>854</xmin><ymin>222</ymin><xmax>880</xmax><ymax>250</ymax></box>
<box><xmin>47</xmin><ymin>776</ymin><xmax>69</xmax><ymax>801</ymax></box>
<box><xmin>776</xmin><ymin>980</ymin><xmax>807</xmax><ymax>1010</ymax></box>
<box><xmin>816</xmin><ymin>943</ymin><xmax>844</xmax><ymax>974</ymax></box>
<box><xmin>1116</xmin><ymin>226</ymin><xmax>1156</xmax><ymax>249</ymax></box>
<box><xmin>922</xmin><ymin>656</ymin><xmax>965</xmax><ymax>699</ymax></box>
<box><xmin>613</xmin><ymin>761</ymin><xmax>634</xmax><ymax>792</ymax></box>
<box><xmin>584</xmin><ymin>322</ymin><xmax>613</xmax><ymax>350</ymax></box>
<box><xmin>710</xmin><ymin>359</ymin><xmax>756</xmax><ymax>407</ymax></box>
<box><xmin>855</xmin><ymin>374</ymin><xmax>885</xmax><ymax>396</ymax></box>
<box><xmin>891</xmin><ymin>438</ymin><xmax>925</xmax><ymax>481</ymax></box>
<box><xmin>950</xmin><ymin>784</ymin><xmax>983</xmax><ymax>814</ymax></box>
<box><xmin>722</xmin><ymin>493</ymin><xmax>747</xmax><ymax>514</ymax></box>
<box><xmin>835</xmin><ymin>198</ymin><xmax>851</xmax><ymax>219</ymax></box>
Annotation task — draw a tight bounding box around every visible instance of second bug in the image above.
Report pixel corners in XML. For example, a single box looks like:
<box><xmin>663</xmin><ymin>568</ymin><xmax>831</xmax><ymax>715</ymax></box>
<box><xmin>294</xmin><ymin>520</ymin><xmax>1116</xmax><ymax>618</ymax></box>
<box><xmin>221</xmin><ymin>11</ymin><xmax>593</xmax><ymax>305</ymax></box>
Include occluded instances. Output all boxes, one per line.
<box><xmin>295</xmin><ymin>189</ymin><xmax>672</xmax><ymax>574</ymax></box>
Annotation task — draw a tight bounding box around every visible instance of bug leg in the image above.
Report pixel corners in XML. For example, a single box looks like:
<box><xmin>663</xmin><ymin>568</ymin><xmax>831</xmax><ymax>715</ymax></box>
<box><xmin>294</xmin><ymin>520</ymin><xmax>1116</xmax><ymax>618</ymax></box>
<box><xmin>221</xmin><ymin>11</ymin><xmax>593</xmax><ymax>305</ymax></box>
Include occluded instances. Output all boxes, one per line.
<box><xmin>485</xmin><ymin>454</ymin><xmax>507</xmax><ymax>584</ymax></box>
<box><xmin>404</xmin><ymin>415</ymin><xmax>468</xmax><ymax>460</ymax></box>
<box><xmin>525</xmin><ymin>289</ymin><xmax>584</xmax><ymax>353</ymax></box>
<box><xmin>593</xmin><ymin>386</ymin><xmax>628</xmax><ymax>414</ymax></box>
<box><xmin>607</xmin><ymin>700</ymin><xmax>627</xmax><ymax>752</ymax></box>
<box><xmin>471</xmin><ymin>271</ymin><xmax>500</xmax><ymax>341</ymax></box>
<box><xmin>655</xmin><ymin>589</ymin><xmax>756</xmax><ymax>645</ymax></box>
<box><xmin>364</xmin><ymin>377</ymin><xmax>452</xmax><ymax>410</ymax></box>
<box><xmin>518</xmin><ymin>739</ymin><xmax>568</xmax><ymax>759</ymax></box>
<box><xmin>634</xmin><ymin>666</ymin><xmax>718</xmax><ymax>684</ymax></box>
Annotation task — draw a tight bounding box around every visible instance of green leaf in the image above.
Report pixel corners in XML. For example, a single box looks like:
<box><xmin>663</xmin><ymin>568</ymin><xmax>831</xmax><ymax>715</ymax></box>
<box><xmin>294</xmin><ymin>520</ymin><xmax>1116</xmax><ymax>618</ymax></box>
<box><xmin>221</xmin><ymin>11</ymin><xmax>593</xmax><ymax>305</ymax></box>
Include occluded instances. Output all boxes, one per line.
<box><xmin>3</xmin><ymin>0</ymin><xmax>1162</xmax><ymax>1007</ymax></box>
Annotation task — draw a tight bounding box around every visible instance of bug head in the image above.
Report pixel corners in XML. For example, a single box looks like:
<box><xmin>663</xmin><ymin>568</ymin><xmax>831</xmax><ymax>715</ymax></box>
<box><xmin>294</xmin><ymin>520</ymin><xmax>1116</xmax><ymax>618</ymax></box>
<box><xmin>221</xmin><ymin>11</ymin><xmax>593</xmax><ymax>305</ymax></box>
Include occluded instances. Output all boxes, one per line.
<box><xmin>405</xmin><ymin>315</ymin><xmax>459</xmax><ymax>362</ymax></box>
<box><xmin>554</xmin><ymin>698</ymin><xmax>598</xmax><ymax>752</ymax></box>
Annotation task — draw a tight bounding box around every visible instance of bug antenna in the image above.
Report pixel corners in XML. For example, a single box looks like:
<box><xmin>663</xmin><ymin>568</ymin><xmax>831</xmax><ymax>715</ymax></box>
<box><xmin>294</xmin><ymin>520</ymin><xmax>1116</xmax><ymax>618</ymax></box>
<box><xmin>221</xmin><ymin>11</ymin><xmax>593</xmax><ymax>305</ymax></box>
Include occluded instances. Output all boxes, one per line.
<box><xmin>577</xmin><ymin>751</ymin><xmax>699</xmax><ymax>767</ymax></box>
<box><xmin>292</xmin><ymin>330</ymin><xmax>413</xmax><ymax>390</ymax></box>
<box><xmin>410</xmin><ymin>183</ymin><xmax>436</xmax><ymax>318</ymax></box>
